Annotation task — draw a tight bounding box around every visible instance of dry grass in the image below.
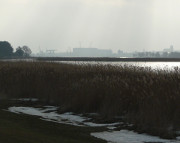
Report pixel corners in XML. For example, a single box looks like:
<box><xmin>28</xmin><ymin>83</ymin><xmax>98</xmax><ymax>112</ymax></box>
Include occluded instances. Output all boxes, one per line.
<box><xmin>0</xmin><ymin>61</ymin><xmax>179</xmax><ymax>138</ymax></box>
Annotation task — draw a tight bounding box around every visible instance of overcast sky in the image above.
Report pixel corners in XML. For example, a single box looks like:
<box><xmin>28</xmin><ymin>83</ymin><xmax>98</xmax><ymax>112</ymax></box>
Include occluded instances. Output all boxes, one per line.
<box><xmin>0</xmin><ymin>0</ymin><xmax>180</xmax><ymax>53</ymax></box>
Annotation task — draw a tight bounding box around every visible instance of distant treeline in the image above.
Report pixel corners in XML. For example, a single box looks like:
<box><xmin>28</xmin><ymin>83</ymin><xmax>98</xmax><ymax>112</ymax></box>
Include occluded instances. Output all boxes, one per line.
<box><xmin>0</xmin><ymin>41</ymin><xmax>32</xmax><ymax>59</ymax></box>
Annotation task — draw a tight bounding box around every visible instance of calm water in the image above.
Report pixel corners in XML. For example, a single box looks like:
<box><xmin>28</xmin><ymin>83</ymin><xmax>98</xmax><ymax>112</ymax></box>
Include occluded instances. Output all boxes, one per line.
<box><xmin>59</xmin><ymin>61</ymin><xmax>180</xmax><ymax>70</ymax></box>
<box><xmin>2</xmin><ymin>59</ymin><xmax>180</xmax><ymax>70</ymax></box>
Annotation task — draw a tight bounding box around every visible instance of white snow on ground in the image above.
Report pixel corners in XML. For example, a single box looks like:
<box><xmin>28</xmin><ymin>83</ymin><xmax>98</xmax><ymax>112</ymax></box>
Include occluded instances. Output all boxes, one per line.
<box><xmin>107</xmin><ymin>126</ymin><xmax>117</xmax><ymax>130</ymax></box>
<box><xmin>40</xmin><ymin>107</ymin><xmax>58</xmax><ymax>112</ymax></box>
<box><xmin>7</xmin><ymin>106</ymin><xmax>180</xmax><ymax>143</ymax></box>
<box><xmin>176</xmin><ymin>131</ymin><xmax>180</xmax><ymax>141</ymax></box>
<box><xmin>8</xmin><ymin>106</ymin><xmax>119</xmax><ymax>127</ymax></box>
<box><xmin>91</xmin><ymin>130</ymin><xmax>180</xmax><ymax>143</ymax></box>
<box><xmin>84</xmin><ymin>122</ymin><xmax>120</xmax><ymax>127</ymax></box>
<box><xmin>8</xmin><ymin>106</ymin><xmax>87</xmax><ymax>126</ymax></box>
<box><xmin>177</xmin><ymin>137</ymin><xmax>180</xmax><ymax>141</ymax></box>
<box><xmin>12</xmin><ymin>98</ymin><xmax>39</xmax><ymax>102</ymax></box>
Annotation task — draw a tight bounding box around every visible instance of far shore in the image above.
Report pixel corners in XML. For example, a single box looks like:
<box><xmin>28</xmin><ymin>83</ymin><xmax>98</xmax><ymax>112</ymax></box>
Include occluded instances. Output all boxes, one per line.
<box><xmin>2</xmin><ymin>57</ymin><xmax>180</xmax><ymax>62</ymax></box>
<box><xmin>33</xmin><ymin>57</ymin><xmax>180</xmax><ymax>62</ymax></box>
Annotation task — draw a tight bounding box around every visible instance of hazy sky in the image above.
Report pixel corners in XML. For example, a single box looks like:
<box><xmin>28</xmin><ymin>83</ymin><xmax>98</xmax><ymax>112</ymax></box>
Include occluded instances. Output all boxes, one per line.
<box><xmin>1</xmin><ymin>0</ymin><xmax>180</xmax><ymax>53</ymax></box>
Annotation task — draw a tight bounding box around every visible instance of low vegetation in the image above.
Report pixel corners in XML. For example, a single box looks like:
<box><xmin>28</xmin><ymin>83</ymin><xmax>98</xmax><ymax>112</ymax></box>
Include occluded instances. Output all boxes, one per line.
<box><xmin>0</xmin><ymin>61</ymin><xmax>179</xmax><ymax>139</ymax></box>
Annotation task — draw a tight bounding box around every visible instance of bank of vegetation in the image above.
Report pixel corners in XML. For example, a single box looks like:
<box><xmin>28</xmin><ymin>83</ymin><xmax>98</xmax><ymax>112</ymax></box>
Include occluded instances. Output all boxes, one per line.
<box><xmin>0</xmin><ymin>61</ymin><xmax>179</xmax><ymax>139</ymax></box>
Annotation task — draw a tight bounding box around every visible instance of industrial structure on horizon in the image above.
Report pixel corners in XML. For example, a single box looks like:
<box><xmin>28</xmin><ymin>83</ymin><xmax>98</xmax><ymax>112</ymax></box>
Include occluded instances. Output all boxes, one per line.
<box><xmin>35</xmin><ymin>47</ymin><xmax>132</xmax><ymax>57</ymax></box>
<box><xmin>35</xmin><ymin>45</ymin><xmax>180</xmax><ymax>58</ymax></box>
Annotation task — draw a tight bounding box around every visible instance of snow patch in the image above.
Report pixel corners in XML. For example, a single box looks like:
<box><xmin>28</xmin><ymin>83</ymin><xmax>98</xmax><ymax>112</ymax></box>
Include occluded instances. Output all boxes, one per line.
<box><xmin>176</xmin><ymin>136</ymin><xmax>180</xmax><ymax>140</ymax></box>
<box><xmin>8</xmin><ymin>106</ymin><xmax>119</xmax><ymax>127</ymax></box>
<box><xmin>7</xmin><ymin>106</ymin><xmax>180</xmax><ymax>142</ymax></box>
<box><xmin>107</xmin><ymin>126</ymin><xmax>117</xmax><ymax>130</ymax></box>
<box><xmin>84</xmin><ymin>122</ymin><xmax>120</xmax><ymax>127</ymax></box>
<box><xmin>91</xmin><ymin>130</ymin><xmax>180</xmax><ymax>143</ymax></box>
<box><xmin>8</xmin><ymin>106</ymin><xmax>87</xmax><ymax>126</ymax></box>
<box><xmin>12</xmin><ymin>98</ymin><xmax>39</xmax><ymax>102</ymax></box>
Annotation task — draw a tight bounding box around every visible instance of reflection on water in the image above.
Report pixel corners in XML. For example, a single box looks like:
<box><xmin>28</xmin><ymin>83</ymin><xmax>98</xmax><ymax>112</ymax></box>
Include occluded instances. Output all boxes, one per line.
<box><xmin>59</xmin><ymin>61</ymin><xmax>180</xmax><ymax>70</ymax></box>
<box><xmin>2</xmin><ymin>59</ymin><xmax>180</xmax><ymax>70</ymax></box>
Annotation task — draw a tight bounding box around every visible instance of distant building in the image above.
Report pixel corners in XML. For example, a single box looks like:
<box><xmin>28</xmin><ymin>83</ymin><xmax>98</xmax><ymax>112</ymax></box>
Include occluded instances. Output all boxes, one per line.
<box><xmin>117</xmin><ymin>50</ymin><xmax>124</xmax><ymax>57</ymax></box>
<box><xmin>72</xmin><ymin>48</ymin><xmax>113</xmax><ymax>57</ymax></box>
<box><xmin>163</xmin><ymin>45</ymin><xmax>173</xmax><ymax>53</ymax></box>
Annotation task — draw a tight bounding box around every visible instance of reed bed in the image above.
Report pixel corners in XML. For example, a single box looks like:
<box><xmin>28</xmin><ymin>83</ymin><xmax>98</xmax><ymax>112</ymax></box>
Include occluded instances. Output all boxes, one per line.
<box><xmin>0</xmin><ymin>61</ymin><xmax>179</xmax><ymax>138</ymax></box>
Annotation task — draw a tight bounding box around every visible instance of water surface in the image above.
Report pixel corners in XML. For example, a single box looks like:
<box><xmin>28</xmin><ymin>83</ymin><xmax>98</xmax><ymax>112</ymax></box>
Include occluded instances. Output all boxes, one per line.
<box><xmin>59</xmin><ymin>61</ymin><xmax>180</xmax><ymax>70</ymax></box>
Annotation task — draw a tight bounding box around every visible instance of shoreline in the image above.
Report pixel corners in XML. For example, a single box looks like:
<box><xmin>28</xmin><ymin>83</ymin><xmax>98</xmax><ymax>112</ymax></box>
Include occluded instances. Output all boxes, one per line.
<box><xmin>2</xmin><ymin>57</ymin><xmax>180</xmax><ymax>62</ymax></box>
<box><xmin>36</xmin><ymin>57</ymin><xmax>180</xmax><ymax>62</ymax></box>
